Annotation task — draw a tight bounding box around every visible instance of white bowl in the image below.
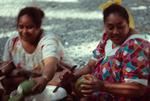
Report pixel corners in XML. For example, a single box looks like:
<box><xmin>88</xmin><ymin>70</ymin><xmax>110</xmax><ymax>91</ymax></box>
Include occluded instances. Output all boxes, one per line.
<box><xmin>25</xmin><ymin>85</ymin><xmax>67</xmax><ymax>101</ymax></box>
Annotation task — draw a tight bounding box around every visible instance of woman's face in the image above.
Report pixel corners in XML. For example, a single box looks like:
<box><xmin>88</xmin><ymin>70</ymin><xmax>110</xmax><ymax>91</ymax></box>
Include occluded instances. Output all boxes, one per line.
<box><xmin>104</xmin><ymin>13</ymin><xmax>130</xmax><ymax>45</ymax></box>
<box><xmin>17</xmin><ymin>15</ymin><xmax>40</xmax><ymax>44</ymax></box>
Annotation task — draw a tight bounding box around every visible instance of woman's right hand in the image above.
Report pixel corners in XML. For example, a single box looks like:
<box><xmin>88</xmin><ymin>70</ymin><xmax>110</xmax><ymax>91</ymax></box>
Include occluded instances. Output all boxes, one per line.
<box><xmin>1</xmin><ymin>76</ymin><xmax>27</xmax><ymax>93</ymax></box>
<box><xmin>0</xmin><ymin>61</ymin><xmax>15</xmax><ymax>76</ymax></box>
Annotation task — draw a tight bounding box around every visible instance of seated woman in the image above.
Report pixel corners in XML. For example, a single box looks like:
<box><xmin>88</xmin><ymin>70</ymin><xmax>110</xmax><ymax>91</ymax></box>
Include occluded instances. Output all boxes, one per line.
<box><xmin>1</xmin><ymin>6</ymin><xmax>75</xmax><ymax>101</ymax></box>
<box><xmin>66</xmin><ymin>1</ymin><xmax>150</xmax><ymax>101</ymax></box>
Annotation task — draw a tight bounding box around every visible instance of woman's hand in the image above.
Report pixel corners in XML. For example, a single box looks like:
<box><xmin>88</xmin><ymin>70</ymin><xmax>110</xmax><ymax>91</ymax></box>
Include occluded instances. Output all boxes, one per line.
<box><xmin>0</xmin><ymin>61</ymin><xmax>15</xmax><ymax>76</ymax></box>
<box><xmin>30</xmin><ymin>76</ymin><xmax>48</xmax><ymax>95</ymax></box>
<box><xmin>78</xmin><ymin>74</ymin><xmax>104</xmax><ymax>96</ymax></box>
<box><xmin>9</xmin><ymin>69</ymin><xmax>27</xmax><ymax>77</ymax></box>
<box><xmin>9</xmin><ymin>69</ymin><xmax>30</xmax><ymax>77</ymax></box>
<box><xmin>59</xmin><ymin>65</ymin><xmax>78</xmax><ymax>83</ymax></box>
<box><xmin>60</xmin><ymin>69</ymin><xmax>74</xmax><ymax>81</ymax></box>
<box><xmin>1</xmin><ymin>76</ymin><xmax>27</xmax><ymax>93</ymax></box>
<box><xmin>9</xmin><ymin>69</ymin><xmax>42</xmax><ymax>78</ymax></box>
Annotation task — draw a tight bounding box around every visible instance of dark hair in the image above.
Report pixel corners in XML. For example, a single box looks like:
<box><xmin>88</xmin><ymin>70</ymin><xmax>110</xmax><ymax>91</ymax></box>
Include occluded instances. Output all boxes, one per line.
<box><xmin>17</xmin><ymin>6</ymin><xmax>45</xmax><ymax>28</ymax></box>
<box><xmin>103</xmin><ymin>4</ymin><xmax>129</xmax><ymax>24</ymax></box>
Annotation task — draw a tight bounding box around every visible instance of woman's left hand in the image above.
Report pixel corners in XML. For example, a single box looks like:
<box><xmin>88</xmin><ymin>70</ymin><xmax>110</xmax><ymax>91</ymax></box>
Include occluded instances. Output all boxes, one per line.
<box><xmin>78</xmin><ymin>75</ymin><xmax>104</xmax><ymax>96</ymax></box>
<box><xmin>31</xmin><ymin>76</ymin><xmax>48</xmax><ymax>95</ymax></box>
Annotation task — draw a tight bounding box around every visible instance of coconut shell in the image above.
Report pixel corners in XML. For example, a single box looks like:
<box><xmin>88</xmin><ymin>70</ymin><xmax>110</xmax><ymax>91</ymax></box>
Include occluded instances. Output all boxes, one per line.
<box><xmin>74</xmin><ymin>74</ymin><xmax>94</xmax><ymax>96</ymax></box>
<box><xmin>17</xmin><ymin>80</ymin><xmax>36</xmax><ymax>95</ymax></box>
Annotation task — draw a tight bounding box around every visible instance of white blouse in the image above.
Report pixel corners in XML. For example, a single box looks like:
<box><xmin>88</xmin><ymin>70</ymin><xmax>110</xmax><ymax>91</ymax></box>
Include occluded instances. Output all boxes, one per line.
<box><xmin>3</xmin><ymin>31</ymin><xmax>70</xmax><ymax>71</ymax></box>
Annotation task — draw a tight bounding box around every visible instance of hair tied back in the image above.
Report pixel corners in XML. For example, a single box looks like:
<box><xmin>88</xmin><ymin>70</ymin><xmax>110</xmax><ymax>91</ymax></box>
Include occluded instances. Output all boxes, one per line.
<box><xmin>99</xmin><ymin>0</ymin><xmax>135</xmax><ymax>29</ymax></box>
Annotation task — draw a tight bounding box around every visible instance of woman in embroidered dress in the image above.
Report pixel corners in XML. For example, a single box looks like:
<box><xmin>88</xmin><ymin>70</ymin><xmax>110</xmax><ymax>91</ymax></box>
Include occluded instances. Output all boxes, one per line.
<box><xmin>1</xmin><ymin>6</ymin><xmax>74</xmax><ymax>101</ymax></box>
<box><xmin>65</xmin><ymin>3</ymin><xmax>150</xmax><ymax>101</ymax></box>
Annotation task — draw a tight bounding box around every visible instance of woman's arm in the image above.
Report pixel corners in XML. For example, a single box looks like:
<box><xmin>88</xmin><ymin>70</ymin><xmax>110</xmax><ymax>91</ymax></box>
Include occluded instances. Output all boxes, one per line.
<box><xmin>79</xmin><ymin>75</ymin><xmax>147</xmax><ymax>97</ymax></box>
<box><xmin>74</xmin><ymin>33</ymin><xmax>108</xmax><ymax>78</ymax></box>
<box><xmin>42</xmin><ymin>57</ymin><xmax>58</xmax><ymax>82</ymax></box>
<box><xmin>102</xmin><ymin>82</ymin><xmax>146</xmax><ymax>97</ymax></box>
<box><xmin>74</xmin><ymin>59</ymin><xmax>97</xmax><ymax>78</ymax></box>
<box><xmin>31</xmin><ymin>57</ymin><xmax>58</xmax><ymax>94</ymax></box>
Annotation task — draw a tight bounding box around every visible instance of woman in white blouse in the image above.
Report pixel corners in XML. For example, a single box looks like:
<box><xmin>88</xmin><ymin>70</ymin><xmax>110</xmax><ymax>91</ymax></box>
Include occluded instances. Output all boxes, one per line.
<box><xmin>1</xmin><ymin>6</ymin><xmax>72</xmax><ymax>101</ymax></box>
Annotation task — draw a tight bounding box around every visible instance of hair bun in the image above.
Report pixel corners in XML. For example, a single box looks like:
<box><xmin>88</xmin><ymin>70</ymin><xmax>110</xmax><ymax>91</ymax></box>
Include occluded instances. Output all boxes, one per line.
<box><xmin>36</xmin><ymin>7</ymin><xmax>45</xmax><ymax>19</ymax></box>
